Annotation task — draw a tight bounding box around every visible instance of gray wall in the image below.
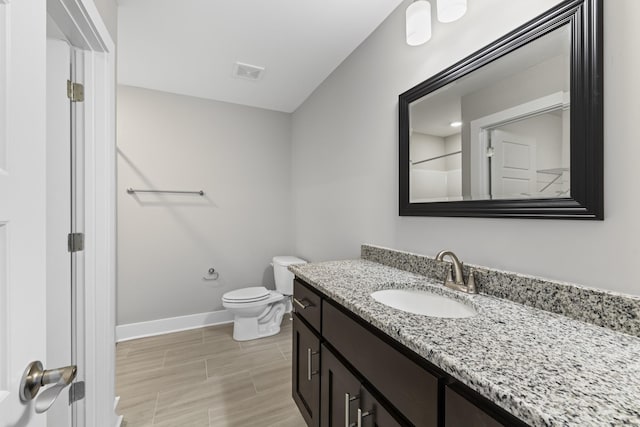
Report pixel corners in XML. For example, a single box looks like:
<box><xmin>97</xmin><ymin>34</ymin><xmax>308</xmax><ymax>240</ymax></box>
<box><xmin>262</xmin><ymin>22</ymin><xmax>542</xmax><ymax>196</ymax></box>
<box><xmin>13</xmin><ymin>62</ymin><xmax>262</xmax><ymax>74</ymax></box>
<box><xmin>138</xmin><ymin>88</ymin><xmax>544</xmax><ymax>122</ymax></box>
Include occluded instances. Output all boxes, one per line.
<box><xmin>291</xmin><ymin>0</ymin><xmax>640</xmax><ymax>296</ymax></box>
<box><xmin>117</xmin><ymin>86</ymin><xmax>293</xmax><ymax>324</ymax></box>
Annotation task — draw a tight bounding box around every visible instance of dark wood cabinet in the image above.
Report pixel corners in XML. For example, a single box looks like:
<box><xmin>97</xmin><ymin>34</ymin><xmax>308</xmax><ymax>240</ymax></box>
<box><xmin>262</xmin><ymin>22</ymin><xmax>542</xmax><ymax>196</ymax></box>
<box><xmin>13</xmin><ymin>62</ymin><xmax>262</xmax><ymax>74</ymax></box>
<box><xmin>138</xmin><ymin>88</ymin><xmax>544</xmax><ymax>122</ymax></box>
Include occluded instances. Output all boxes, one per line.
<box><xmin>320</xmin><ymin>343</ymin><xmax>360</xmax><ymax>427</ymax></box>
<box><xmin>444</xmin><ymin>383</ymin><xmax>529</xmax><ymax>427</ymax></box>
<box><xmin>321</xmin><ymin>344</ymin><xmax>401</xmax><ymax>427</ymax></box>
<box><xmin>293</xmin><ymin>314</ymin><xmax>321</xmax><ymax>427</ymax></box>
<box><xmin>291</xmin><ymin>278</ymin><xmax>529</xmax><ymax>427</ymax></box>
<box><xmin>359</xmin><ymin>385</ymin><xmax>402</xmax><ymax>427</ymax></box>
<box><xmin>323</xmin><ymin>301</ymin><xmax>441</xmax><ymax>427</ymax></box>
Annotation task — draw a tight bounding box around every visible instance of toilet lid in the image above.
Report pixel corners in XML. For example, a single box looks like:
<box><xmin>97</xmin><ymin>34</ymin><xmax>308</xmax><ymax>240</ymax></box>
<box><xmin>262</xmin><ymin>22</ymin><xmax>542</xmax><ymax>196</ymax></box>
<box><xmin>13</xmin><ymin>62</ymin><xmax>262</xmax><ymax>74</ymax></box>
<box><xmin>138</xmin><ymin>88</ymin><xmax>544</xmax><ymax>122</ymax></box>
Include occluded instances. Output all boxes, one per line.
<box><xmin>223</xmin><ymin>286</ymin><xmax>271</xmax><ymax>303</ymax></box>
<box><xmin>273</xmin><ymin>256</ymin><xmax>307</xmax><ymax>267</ymax></box>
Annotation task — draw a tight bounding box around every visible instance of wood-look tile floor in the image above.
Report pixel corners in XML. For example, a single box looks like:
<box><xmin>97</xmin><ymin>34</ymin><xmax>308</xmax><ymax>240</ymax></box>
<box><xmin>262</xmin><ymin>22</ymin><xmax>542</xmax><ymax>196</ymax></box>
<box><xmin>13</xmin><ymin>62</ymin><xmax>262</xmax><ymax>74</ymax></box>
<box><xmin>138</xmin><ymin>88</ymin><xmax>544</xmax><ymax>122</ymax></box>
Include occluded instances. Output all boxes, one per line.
<box><xmin>116</xmin><ymin>319</ymin><xmax>305</xmax><ymax>427</ymax></box>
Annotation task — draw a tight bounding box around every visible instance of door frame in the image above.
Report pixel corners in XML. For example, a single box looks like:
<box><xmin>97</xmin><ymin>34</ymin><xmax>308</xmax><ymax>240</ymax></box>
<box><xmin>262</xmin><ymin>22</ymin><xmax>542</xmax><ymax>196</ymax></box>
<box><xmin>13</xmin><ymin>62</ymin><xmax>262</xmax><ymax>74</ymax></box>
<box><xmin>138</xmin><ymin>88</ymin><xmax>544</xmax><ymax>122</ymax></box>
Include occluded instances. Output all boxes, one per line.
<box><xmin>46</xmin><ymin>0</ymin><xmax>117</xmax><ymax>425</ymax></box>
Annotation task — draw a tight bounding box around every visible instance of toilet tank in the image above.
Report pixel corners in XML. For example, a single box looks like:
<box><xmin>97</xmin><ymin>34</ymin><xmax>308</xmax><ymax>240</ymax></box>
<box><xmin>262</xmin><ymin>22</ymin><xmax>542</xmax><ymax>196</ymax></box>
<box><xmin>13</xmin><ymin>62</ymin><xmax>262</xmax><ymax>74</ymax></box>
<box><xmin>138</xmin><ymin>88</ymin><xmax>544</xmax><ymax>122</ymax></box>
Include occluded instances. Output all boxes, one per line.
<box><xmin>273</xmin><ymin>256</ymin><xmax>307</xmax><ymax>295</ymax></box>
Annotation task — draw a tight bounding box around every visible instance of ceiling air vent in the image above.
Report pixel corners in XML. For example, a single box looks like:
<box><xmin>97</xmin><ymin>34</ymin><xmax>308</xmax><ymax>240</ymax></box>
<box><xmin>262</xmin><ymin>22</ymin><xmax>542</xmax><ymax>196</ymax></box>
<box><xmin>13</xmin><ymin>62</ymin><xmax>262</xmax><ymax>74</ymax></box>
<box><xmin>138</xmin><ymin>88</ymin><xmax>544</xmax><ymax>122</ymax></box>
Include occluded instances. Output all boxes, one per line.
<box><xmin>233</xmin><ymin>62</ymin><xmax>265</xmax><ymax>81</ymax></box>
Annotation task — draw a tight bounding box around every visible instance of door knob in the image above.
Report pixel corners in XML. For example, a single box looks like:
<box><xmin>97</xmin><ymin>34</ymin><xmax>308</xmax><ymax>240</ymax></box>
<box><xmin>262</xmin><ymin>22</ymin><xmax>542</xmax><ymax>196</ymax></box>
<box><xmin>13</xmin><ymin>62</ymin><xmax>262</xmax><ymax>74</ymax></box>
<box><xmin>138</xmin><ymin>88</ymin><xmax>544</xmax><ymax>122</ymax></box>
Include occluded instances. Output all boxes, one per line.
<box><xmin>19</xmin><ymin>361</ymin><xmax>77</xmax><ymax>413</ymax></box>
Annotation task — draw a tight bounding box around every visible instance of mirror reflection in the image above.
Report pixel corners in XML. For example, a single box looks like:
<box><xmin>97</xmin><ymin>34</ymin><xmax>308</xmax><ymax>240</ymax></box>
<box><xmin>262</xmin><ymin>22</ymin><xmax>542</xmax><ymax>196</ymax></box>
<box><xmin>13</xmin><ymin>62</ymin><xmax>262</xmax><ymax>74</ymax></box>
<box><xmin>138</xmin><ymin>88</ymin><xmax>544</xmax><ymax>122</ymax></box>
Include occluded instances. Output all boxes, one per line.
<box><xmin>409</xmin><ymin>25</ymin><xmax>570</xmax><ymax>203</ymax></box>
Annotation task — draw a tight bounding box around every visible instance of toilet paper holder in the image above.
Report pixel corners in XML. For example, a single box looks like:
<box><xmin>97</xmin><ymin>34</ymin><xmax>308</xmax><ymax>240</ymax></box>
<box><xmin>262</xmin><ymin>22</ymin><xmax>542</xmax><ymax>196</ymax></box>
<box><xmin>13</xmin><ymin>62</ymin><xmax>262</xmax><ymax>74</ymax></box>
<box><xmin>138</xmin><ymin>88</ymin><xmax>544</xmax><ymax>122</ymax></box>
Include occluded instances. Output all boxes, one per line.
<box><xmin>203</xmin><ymin>268</ymin><xmax>219</xmax><ymax>281</ymax></box>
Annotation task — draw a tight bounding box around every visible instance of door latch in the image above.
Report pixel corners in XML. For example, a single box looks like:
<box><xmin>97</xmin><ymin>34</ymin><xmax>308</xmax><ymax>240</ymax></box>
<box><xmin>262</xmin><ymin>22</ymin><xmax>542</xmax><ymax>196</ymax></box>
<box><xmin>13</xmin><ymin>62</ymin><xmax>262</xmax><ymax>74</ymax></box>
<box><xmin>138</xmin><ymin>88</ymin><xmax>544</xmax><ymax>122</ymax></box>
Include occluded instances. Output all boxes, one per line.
<box><xmin>69</xmin><ymin>381</ymin><xmax>85</xmax><ymax>404</ymax></box>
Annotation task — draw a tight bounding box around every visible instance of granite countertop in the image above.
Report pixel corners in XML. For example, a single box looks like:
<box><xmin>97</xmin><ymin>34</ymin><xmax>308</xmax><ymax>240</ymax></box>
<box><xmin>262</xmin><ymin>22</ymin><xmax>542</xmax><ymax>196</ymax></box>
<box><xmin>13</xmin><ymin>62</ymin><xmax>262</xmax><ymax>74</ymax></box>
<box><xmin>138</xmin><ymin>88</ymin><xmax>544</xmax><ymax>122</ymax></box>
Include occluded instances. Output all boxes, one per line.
<box><xmin>290</xmin><ymin>259</ymin><xmax>640</xmax><ymax>427</ymax></box>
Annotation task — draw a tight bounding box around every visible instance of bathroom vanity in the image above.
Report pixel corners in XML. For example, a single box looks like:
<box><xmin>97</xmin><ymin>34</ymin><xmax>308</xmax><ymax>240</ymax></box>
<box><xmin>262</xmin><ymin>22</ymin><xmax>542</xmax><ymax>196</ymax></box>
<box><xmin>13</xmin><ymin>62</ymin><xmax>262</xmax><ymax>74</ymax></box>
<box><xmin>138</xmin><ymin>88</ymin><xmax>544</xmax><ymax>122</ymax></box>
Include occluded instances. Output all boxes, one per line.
<box><xmin>289</xmin><ymin>245</ymin><xmax>640</xmax><ymax>427</ymax></box>
<box><xmin>292</xmin><ymin>278</ymin><xmax>525</xmax><ymax>427</ymax></box>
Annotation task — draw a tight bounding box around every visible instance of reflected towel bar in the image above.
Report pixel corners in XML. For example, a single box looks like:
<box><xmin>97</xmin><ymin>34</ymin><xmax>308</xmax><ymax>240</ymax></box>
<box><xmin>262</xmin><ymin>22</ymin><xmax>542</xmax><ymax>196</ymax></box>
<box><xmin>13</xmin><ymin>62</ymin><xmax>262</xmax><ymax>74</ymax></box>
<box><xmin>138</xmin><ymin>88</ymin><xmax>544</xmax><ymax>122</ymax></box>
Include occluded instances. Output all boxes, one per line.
<box><xmin>412</xmin><ymin>150</ymin><xmax>462</xmax><ymax>166</ymax></box>
<box><xmin>126</xmin><ymin>188</ymin><xmax>204</xmax><ymax>196</ymax></box>
<box><xmin>537</xmin><ymin>168</ymin><xmax>569</xmax><ymax>192</ymax></box>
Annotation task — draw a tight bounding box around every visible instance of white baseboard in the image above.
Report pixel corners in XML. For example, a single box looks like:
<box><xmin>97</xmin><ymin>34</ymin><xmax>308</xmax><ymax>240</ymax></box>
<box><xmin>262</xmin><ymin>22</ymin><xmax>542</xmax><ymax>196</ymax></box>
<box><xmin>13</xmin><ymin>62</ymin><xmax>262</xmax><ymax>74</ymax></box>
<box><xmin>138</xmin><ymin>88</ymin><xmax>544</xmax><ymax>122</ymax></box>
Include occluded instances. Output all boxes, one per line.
<box><xmin>116</xmin><ymin>309</ymin><xmax>233</xmax><ymax>342</ymax></box>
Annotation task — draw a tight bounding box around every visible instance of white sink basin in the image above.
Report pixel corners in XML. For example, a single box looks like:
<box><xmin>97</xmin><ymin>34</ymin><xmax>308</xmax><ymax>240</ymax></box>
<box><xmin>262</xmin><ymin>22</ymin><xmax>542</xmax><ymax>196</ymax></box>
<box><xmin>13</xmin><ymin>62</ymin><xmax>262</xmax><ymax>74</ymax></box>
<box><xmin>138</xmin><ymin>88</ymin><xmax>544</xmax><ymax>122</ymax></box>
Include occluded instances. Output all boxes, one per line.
<box><xmin>371</xmin><ymin>289</ymin><xmax>476</xmax><ymax>318</ymax></box>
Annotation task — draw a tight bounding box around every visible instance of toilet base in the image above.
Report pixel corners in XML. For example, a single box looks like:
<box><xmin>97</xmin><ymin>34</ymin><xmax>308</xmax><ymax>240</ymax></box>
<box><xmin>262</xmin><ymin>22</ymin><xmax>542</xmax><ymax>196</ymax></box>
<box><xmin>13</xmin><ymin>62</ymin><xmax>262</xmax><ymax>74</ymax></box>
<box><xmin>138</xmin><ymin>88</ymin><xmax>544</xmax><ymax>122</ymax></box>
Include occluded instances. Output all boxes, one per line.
<box><xmin>231</xmin><ymin>300</ymin><xmax>286</xmax><ymax>341</ymax></box>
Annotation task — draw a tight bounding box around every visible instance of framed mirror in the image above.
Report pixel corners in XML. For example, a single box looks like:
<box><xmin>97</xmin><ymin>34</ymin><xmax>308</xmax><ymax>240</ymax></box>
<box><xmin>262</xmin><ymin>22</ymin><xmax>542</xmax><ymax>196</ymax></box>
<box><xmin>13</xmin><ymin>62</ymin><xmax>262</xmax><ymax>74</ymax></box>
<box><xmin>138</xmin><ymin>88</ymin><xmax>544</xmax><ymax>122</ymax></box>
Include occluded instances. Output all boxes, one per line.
<box><xmin>399</xmin><ymin>0</ymin><xmax>602</xmax><ymax>219</ymax></box>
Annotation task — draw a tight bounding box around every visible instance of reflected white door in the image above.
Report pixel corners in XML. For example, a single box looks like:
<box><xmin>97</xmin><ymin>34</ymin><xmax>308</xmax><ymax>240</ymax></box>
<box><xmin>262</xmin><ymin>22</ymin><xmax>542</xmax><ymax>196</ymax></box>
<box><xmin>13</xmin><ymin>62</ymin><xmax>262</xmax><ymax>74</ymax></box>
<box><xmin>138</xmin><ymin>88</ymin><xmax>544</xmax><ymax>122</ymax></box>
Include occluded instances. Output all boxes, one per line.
<box><xmin>490</xmin><ymin>129</ymin><xmax>537</xmax><ymax>199</ymax></box>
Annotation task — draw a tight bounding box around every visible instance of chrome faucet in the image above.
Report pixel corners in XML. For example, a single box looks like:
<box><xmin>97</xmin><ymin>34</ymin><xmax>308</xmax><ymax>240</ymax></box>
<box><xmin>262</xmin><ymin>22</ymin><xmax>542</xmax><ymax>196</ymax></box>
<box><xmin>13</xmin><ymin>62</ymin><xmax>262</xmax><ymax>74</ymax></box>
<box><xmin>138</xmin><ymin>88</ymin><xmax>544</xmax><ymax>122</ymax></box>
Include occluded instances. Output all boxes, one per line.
<box><xmin>435</xmin><ymin>250</ymin><xmax>477</xmax><ymax>294</ymax></box>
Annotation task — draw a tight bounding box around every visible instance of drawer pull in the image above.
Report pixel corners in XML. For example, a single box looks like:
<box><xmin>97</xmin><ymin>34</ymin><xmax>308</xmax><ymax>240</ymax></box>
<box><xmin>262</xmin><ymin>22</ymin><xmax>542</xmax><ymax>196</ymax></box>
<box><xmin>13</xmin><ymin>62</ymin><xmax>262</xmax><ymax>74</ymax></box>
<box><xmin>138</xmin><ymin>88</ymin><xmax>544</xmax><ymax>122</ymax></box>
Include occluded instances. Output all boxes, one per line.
<box><xmin>345</xmin><ymin>393</ymin><xmax>360</xmax><ymax>427</ymax></box>
<box><xmin>294</xmin><ymin>297</ymin><xmax>312</xmax><ymax>310</ymax></box>
<box><xmin>307</xmin><ymin>348</ymin><xmax>319</xmax><ymax>381</ymax></box>
<box><xmin>357</xmin><ymin>408</ymin><xmax>372</xmax><ymax>427</ymax></box>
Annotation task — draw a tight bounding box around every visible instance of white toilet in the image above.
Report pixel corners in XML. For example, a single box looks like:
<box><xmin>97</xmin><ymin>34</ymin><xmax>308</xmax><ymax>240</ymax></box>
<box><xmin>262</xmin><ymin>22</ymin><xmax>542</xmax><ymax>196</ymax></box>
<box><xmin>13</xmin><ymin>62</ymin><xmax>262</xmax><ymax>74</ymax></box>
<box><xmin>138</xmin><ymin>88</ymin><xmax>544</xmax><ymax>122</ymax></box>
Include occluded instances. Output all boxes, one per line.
<box><xmin>222</xmin><ymin>256</ymin><xmax>307</xmax><ymax>341</ymax></box>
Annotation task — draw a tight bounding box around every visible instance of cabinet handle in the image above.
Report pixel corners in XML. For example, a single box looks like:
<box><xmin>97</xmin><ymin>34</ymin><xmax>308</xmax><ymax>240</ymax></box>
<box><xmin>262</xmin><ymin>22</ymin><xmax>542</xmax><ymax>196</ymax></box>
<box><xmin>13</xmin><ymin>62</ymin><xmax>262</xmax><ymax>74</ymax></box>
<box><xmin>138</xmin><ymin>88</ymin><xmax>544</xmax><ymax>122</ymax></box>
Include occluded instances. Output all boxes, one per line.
<box><xmin>294</xmin><ymin>297</ymin><xmax>311</xmax><ymax>310</ymax></box>
<box><xmin>357</xmin><ymin>408</ymin><xmax>372</xmax><ymax>427</ymax></box>
<box><xmin>307</xmin><ymin>348</ymin><xmax>319</xmax><ymax>381</ymax></box>
<box><xmin>344</xmin><ymin>393</ymin><xmax>360</xmax><ymax>427</ymax></box>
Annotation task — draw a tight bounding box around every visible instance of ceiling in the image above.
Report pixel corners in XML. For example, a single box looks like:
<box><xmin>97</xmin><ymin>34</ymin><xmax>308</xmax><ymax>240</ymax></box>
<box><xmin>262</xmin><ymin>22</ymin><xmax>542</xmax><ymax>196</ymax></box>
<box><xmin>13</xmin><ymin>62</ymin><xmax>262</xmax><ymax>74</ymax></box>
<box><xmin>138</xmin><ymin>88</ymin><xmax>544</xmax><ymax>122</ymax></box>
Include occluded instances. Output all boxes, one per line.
<box><xmin>117</xmin><ymin>0</ymin><xmax>404</xmax><ymax>113</ymax></box>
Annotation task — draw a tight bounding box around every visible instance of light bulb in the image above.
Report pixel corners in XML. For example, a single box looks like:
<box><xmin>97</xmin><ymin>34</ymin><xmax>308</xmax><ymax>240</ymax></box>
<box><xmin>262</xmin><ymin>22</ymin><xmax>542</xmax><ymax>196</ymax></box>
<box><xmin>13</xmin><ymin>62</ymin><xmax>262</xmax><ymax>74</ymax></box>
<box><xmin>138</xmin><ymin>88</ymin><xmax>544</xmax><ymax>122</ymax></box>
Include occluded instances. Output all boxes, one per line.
<box><xmin>437</xmin><ymin>0</ymin><xmax>467</xmax><ymax>23</ymax></box>
<box><xmin>406</xmin><ymin>1</ymin><xmax>432</xmax><ymax>46</ymax></box>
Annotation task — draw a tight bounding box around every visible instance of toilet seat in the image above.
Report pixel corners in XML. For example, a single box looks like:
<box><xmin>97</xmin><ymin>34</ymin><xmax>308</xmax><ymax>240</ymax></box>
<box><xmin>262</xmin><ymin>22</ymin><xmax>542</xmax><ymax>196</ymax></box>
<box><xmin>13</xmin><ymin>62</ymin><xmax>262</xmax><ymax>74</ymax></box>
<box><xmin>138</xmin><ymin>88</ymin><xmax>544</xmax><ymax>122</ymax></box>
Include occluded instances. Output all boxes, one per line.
<box><xmin>222</xmin><ymin>286</ymin><xmax>270</xmax><ymax>303</ymax></box>
<box><xmin>222</xmin><ymin>291</ymin><xmax>283</xmax><ymax>309</ymax></box>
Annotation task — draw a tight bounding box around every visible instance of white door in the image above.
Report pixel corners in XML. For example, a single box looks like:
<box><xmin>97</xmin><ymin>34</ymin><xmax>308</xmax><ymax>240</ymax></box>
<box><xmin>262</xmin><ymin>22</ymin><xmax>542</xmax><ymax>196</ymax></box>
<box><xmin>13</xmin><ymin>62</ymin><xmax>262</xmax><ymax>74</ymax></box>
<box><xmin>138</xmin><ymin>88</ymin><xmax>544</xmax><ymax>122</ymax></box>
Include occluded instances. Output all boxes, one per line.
<box><xmin>1</xmin><ymin>0</ymin><xmax>116</xmax><ymax>425</ymax></box>
<box><xmin>0</xmin><ymin>3</ymin><xmax>76</xmax><ymax>426</ymax></box>
<box><xmin>490</xmin><ymin>129</ymin><xmax>537</xmax><ymax>199</ymax></box>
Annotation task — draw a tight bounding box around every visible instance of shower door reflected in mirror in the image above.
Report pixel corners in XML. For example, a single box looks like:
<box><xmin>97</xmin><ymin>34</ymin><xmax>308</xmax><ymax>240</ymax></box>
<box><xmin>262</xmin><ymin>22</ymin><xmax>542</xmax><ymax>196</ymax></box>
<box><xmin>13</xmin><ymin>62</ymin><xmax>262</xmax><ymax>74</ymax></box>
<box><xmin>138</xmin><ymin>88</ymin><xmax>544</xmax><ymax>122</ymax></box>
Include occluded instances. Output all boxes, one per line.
<box><xmin>409</xmin><ymin>25</ymin><xmax>570</xmax><ymax>203</ymax></box>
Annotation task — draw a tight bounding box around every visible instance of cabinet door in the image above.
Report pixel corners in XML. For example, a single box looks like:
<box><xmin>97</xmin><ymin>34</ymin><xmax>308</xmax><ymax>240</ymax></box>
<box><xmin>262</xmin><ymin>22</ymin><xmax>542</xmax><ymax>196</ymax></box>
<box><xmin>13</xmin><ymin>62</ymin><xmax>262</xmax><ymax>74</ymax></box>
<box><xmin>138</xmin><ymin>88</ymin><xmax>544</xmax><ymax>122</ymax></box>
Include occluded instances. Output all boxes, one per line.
<box><xmin>322</xmin><ymin>345</ymin><xmax>402</xmax><ymax>427</ymax></box>
<box><xmin>321</xmin><ymin>344</ymin><xmax>360</xmax><ymax>427</ymax></box>
<box><xmin>360</xmin><ymin>389</ymin><xmax>402</xmax><ymax>427</ymax></box>
<box><xmin>323</xmin><ymin>301</ymin><xmax>440</xmax><ymax>426</ymax></box>
<box><xmin>293</xmin><ymin>314</ymin><xmax>321</xmax><ymax>427</ymax></box>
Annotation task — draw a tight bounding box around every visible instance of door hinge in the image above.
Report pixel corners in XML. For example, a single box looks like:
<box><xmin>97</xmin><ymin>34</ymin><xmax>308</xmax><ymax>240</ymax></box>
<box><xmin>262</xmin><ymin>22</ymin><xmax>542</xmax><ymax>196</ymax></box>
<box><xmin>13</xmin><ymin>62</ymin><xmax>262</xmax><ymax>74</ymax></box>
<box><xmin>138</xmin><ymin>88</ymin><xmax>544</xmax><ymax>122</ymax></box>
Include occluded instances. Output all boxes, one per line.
<box><xmin>486</xmin><ymin>146</ymin><xmax>495</xmax><ymax>158</ymax></box>
<box><xmin>69</xmin><ymin>381</ymin><xmax>85</xmax><ymax>404</ymax></box>
<box><xmin>67</xmin><ymin>80</ymin><xmax>84</xmax><ymax>102</ymax></box>
<box><xmin>68</xmin><ymin>233</ymin><xmax>84</xmax><ymax>253</ymax></box>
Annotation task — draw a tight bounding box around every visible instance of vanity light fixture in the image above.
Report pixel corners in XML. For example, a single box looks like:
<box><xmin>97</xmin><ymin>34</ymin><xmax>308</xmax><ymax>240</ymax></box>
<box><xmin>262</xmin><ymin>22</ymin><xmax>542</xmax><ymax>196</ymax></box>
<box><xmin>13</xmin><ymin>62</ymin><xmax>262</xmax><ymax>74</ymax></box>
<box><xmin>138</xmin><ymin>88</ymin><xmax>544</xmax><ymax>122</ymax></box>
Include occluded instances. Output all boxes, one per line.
<box><xmin>437</xmin><ymin>0</ymin><xmax>467</xmax><ymax>23</ymax></box>
<box><xmin>450</xmin><ymin>121</ymin><xmax>462</xmax><ymax>127</ymax></box>
<box><xmin>406</xmin><ymin>0</ymin><xmax>432</xmax><ymax>46</ymax></box>
<box><xmin>406</xmin><ymin>0</ymin><xmax>467</xmax><ymax>46</ymax></box>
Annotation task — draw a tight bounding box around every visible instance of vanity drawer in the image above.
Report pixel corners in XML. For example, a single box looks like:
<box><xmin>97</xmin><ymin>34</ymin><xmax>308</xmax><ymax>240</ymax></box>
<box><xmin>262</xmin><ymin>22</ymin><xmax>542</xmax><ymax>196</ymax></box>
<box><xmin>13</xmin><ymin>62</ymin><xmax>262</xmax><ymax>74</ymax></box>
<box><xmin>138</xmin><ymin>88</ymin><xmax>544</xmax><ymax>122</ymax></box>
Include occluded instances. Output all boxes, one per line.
<box><xmin>293</xmin><ymin>279</ymin><xmax>322</xmax><ymax>332</ymax></box>
<box><xmin>323</xmin><ymin>301</ymin><xmax>441</xmax><ymax>427</ymax></box>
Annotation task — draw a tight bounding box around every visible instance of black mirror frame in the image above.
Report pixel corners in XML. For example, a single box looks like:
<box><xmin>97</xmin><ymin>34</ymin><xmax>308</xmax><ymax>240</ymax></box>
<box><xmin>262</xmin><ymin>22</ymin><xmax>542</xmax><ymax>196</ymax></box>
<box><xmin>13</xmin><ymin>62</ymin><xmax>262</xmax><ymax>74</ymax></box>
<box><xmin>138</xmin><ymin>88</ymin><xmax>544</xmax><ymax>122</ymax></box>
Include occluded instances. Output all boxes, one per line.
<box><xmin>399</xmin><ymin>0</ymin><xmax>603</xmax><ymax>220</ymax></box>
